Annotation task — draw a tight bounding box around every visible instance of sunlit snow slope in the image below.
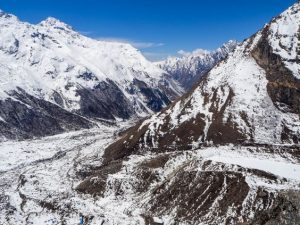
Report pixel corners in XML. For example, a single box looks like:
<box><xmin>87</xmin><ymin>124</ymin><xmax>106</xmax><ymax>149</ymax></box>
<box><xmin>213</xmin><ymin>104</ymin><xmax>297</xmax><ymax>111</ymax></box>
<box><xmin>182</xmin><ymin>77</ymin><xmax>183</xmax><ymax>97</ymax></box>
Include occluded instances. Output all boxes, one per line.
<box><xmin>0</xmin><ymin>10</ymin><xmax>182</xmax><ymax>140</ymax></box>
<box><xmin>110</xmin><ymin>2</ymin><xmax>300</xmax><ymax>153</ymax></box>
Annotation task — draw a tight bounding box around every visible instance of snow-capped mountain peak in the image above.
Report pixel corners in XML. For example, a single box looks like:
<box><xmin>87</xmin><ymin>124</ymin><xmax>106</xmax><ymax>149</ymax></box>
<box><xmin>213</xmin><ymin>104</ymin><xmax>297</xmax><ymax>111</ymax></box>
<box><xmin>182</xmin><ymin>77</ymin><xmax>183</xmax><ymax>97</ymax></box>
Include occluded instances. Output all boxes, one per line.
<box><xmin>177</xmin><ymin>40</ymin><xmax>238</xmax><ymax>59</ymax></box>
<box><xmin>219</xmin><ymin>39</ymin><xmax>238</xmax><ymax>50</ymax></box>
<box><xmin>0</xmin><ymin>11</ymin><xmax>182</xmax><ymax>140</ymax></box>
<box><xmin>157</xmin><ymin>40</ymin><xmax>238</xmax><ymax>90</ymax></box>
<box><xmin>177</xmin><ymin>48</ymin><xmax>210</xmax><ymax>57</ymax></box>
<box><xmin>39</xmin><ymin>17</ymin><xmax>73</xmax><ymax>31</ymax></box>
<box><xmin>268</xmin><ymin>2</ymin><xmax>300</xmax><ymax>79</ymax></box>
<box><xmin>0</xmin><ymin>10</ymin><xmax>18</xmax><ymax>22</ymax></box>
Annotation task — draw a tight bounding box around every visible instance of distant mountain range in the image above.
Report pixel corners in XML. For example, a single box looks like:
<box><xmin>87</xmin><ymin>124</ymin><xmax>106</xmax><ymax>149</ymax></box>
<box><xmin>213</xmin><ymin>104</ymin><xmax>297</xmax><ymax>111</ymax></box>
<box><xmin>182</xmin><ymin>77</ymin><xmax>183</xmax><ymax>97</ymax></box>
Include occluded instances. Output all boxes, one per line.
<box><xmin>157</xmin><ymin>40</ymin><xmax>237</xmax><ymax>91</ymax></box>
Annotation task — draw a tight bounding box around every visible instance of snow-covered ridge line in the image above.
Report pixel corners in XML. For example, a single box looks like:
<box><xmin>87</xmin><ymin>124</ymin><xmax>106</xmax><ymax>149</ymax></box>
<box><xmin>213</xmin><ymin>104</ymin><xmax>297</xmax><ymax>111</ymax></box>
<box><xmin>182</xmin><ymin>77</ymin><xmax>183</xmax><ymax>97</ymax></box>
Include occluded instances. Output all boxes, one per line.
<box><xmin>0</xmin><ymin>9</ymin><xmax>182</xmax><ymax>140</ymax></box>
<box><xmin>157</xmin><ymin>40</ymin><xmax>238</xmax><ymax>90</ymax></box>
<box><xmin>0</xmin><ymin>8</ymin><xmax>175</xmax><ymax>99</ymax></box>
<box><xmin>104</xmin><ymin>2</ymin><xmax>300</xmax><ymax>162</ymax></box>
<box><xmin>268</xmin><ymin>2</ymin><xmax>300</xmax><ymax>79</ymax></box>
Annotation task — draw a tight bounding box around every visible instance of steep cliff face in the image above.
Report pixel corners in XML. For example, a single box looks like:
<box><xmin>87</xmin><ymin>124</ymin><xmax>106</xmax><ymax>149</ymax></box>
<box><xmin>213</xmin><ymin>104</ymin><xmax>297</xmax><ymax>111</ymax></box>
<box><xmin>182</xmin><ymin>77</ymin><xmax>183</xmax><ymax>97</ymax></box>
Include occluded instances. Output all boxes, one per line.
<box><xmin>157</xmin><ymin>41</ymin><xmax>237</xmax><ymax>91</ymax></box>
<box><xmin>0</xmin><ymin>11</ymin><xmax>182</xmax><ymax>140</ymax></box>
<box><xmin>0</xmin><ymin>88</ymin><xmax>93</xmax><ymax>140</ymax></box>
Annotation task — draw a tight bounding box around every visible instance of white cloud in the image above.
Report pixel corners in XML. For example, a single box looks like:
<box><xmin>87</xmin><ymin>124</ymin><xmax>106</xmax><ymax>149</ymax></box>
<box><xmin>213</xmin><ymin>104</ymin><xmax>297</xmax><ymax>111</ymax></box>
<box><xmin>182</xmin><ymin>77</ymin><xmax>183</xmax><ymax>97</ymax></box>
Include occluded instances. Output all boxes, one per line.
<box><xmin>96</xmin><ymin>37</ymin><xmax>164</xmax><ymax>49</ymax></box>
<box><xmin>133</xmin><ymin>42</ymin><xmax>164</xmax><ymax>49</ymax></box>
<box><xmin>177</xmin><ymin>50</ymin><xmax>188</xmax><ymax>55</ymax></box>
<box><xmin>95</xmin><ymin>37</ymin><xmax>168</xmax><ymax>61</ymax></box>
<box><xmin>78</xmin><ymin>31</ymin><xmax>93</xmax><ymax>36</ymax></box>
<box><xmin>142</xmin><ymin>52</ymin><xmax>170</xmax><ymax>61</ymax></box>
<box><xmin>178</xmin><ymin>48</ymin><xmax>210</xmax><ymax>57</ymax></box>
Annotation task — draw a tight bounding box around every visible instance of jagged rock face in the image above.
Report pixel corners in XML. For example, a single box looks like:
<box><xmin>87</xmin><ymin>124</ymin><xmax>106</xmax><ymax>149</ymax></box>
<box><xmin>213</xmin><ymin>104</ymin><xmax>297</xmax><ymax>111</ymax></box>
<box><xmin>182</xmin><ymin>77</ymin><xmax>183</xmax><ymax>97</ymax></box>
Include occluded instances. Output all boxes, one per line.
<box><xmin>76</xmin><ymin>80</ymin><xmax>133</xmax><ymax>120</ymax></box>
<box><xmin>77</xmin><ymin>145</ymin><xmax>300</xmax><ymax>225</ymax></box>
<box><xmin>252</xmin><ymin>25</ymin><xmax>300</xmax><ymax>116</ymax></box>
<box><xmin>105</xmin><ymin>3</ymin><xmax>300</xmax><ymax>156</ymax></box>
<box><xmin>157</xmin><ymin>41</ymin><xmax>237</xmax><ymax>91</ymax></box>
<box><xmin>0</xmin><ymin>89</ymin><xmax>93</xmax><ymax>140</ymax></box>
<box><xmin>0</xmin><ymin>11</ymin><xmax>182</xmax><ymax>140</ymax></box>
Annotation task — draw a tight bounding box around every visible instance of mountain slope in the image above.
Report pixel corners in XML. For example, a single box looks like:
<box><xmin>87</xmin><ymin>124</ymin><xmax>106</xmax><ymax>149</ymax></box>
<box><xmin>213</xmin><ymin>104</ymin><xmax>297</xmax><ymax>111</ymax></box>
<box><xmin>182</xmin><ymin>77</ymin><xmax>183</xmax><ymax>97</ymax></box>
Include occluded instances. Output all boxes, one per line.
<box><xmin>157</xmin><ymin>40</ymin><xmax>237</xmax><ymax>91</ymax></box>
<box><xmin>0</xmin><ymin>11</ymin><xmax>182</xmax><ymax>140</ymax></box>
<box><xmin>108</xmin><ymin>3</ymin><xmax>300</xmax><ymax>154</ymax></box>
<box><xmin>75</xmin><ymin>3</ymin><xmax>300</xmax><ymax>225</ymax></box>
<box><xmin>0</xmin><ymin>3</ymin><xmax>300</xmax><ymax>225</ymax></box>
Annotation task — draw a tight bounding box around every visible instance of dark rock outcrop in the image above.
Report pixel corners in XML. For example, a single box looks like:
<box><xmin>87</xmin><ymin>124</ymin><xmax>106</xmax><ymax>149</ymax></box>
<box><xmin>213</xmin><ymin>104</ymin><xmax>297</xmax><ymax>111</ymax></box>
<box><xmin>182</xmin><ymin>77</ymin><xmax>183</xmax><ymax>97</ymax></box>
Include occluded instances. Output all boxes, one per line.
<box><xmin>77</xmin><ymin>79</ymin><xmax>133</xmax><ymax>120</ymax></box>
<box><xmin>0</xmin><ymin>89</ymin><xmax>93</xmax><ymax>140</ymax></box>
<box><xmin>252</xmin><ymin>25</ymin><xmax>300</xmax><ymax>116</ymax></box>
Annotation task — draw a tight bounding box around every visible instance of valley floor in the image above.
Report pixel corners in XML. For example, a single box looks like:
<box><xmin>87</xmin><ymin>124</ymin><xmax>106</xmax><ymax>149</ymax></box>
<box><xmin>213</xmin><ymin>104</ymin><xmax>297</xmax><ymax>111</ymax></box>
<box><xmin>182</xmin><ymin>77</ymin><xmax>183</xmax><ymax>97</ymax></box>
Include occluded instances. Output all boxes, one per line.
<box><xmin>1</xmin><ymin>123</ymin><xmax>300</xmax><ymax>225</ymax></box>
<box><xmin>0</xmin><ymin>122</ymin><xmax>135</xmax><ymax>225</ymax></box>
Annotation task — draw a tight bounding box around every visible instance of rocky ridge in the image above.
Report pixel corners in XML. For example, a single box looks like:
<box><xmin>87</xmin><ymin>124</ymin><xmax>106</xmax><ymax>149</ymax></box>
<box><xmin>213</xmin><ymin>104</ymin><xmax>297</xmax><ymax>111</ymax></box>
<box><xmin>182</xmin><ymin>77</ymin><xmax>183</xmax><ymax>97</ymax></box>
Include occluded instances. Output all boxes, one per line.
<box><xmin>157</xmin><ymin>40</ymin><xmax>237</xmax><ymax>91</ymax></box>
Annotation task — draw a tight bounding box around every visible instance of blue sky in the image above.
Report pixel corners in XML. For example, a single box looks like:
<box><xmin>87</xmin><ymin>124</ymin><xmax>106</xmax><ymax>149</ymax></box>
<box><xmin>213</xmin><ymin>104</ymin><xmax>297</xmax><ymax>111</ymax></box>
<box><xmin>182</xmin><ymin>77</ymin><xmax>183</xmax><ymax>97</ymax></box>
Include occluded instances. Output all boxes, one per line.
<box><xmin>1</xmin><ymin>0</ymin><xmax>297</xmax><ymax>60</ymax></box>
